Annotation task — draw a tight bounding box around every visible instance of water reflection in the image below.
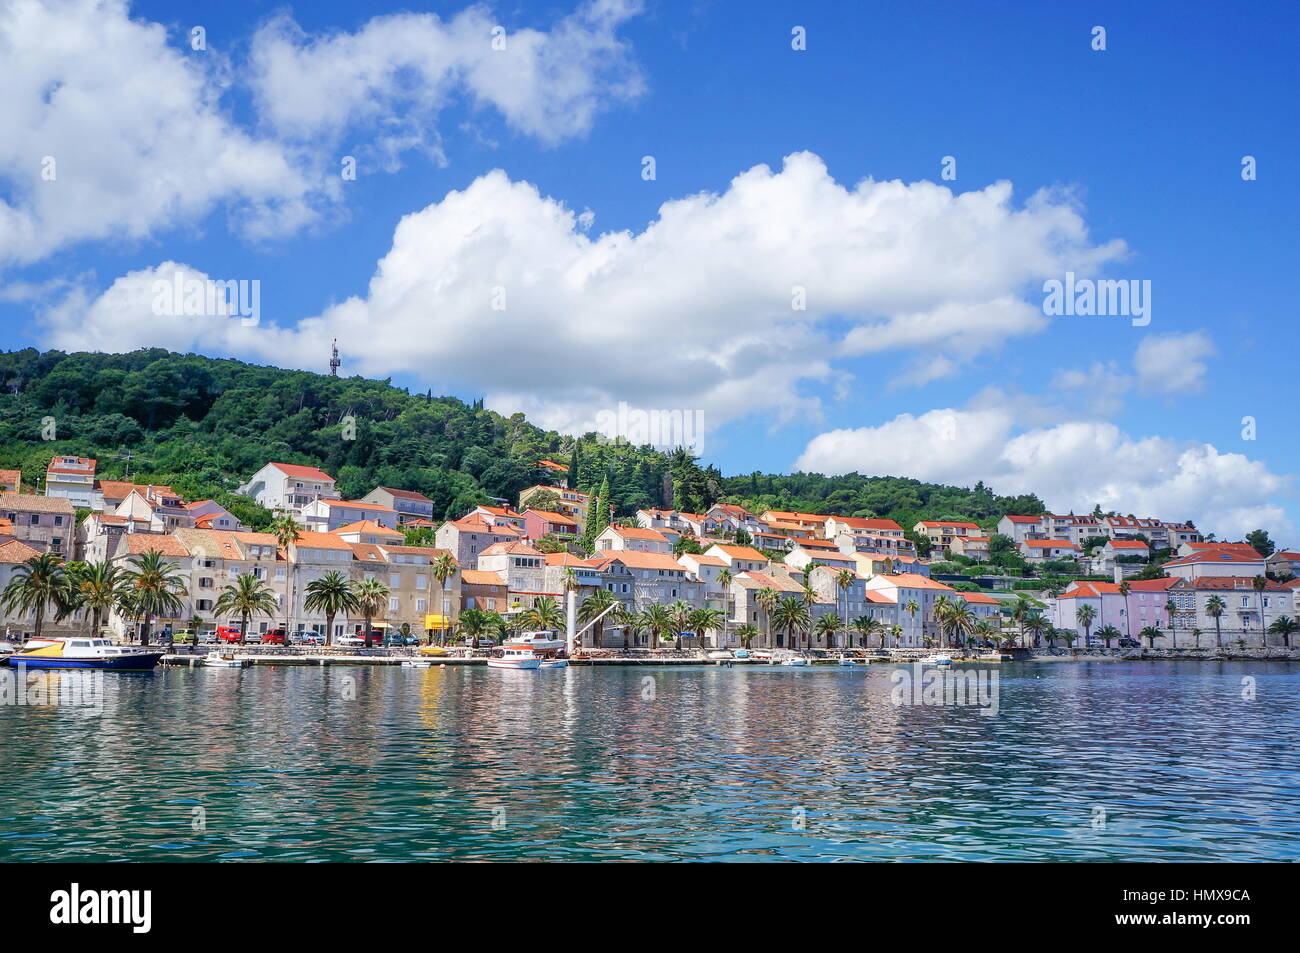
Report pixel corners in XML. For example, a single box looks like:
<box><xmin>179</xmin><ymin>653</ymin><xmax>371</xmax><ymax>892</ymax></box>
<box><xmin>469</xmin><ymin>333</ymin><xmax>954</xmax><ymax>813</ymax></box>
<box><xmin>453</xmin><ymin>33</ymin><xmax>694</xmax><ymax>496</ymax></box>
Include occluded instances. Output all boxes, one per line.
<box><xmin>0</xmin><ymin>662</ymin><xmax>1296</xmax><ymax>861</ymax></box>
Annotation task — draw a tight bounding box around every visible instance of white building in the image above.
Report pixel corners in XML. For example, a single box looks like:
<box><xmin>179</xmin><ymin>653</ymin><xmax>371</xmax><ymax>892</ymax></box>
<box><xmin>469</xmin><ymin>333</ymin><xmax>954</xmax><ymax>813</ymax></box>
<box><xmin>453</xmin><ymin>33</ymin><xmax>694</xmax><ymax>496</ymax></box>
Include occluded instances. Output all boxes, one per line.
<box><xmin>237</xmin><ymin>462</ymin><xmax>339</xmax><ymax>516</ymax></box>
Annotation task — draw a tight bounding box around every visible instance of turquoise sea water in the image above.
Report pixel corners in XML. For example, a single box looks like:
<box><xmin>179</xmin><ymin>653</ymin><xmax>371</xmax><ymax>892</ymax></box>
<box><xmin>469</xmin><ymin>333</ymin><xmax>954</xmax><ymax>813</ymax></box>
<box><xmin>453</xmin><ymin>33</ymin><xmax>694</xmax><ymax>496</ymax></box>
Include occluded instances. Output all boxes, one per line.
<box><xmin>0</xmin><ymin>661</ymin><xmax>1296</xmax><ymax>862</ymax></box>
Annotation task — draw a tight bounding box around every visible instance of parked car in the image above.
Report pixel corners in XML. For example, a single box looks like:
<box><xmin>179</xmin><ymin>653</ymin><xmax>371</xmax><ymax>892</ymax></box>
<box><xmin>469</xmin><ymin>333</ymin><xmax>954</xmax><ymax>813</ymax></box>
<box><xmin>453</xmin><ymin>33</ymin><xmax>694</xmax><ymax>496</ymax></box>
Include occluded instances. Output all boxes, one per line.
<box><xmin>173</xmin><ymin>630</ymin><xmax>198</xmax><ymax>644</ymax></box>
<box><xmin>1086</xmin><ymin>636</ymin><xmax>1105</xmax><ymax>647</ymax></box>
<box><xmin>384</xmin><ymin>633</ymin><xmax>420</xmax><ymax>647</ymax></box>
<box><xmin>1118</xmin><ymin>637</ymin><xmax>1141</xmax><ymax>648</ymax></box>
<box><xmin>261</xmin><ymin>628</ymin><xmax>288</xmax><ymax>645</ymax></box>
<box><xmin>475</xmin><ymin>638</ymin><xmax>497</xmax><ymax>648</ymax></box>
<box><xmin>290</xmin><ymin>630</ymin><xmax>325</xmax><ymax>645</ymax></box>
<box><xmin>216</xmin><ymin>626</ymin><xmax>244</xmax><ymax>643</ymax></box>
<box><xmin>337</xmin><ymin>635</ymin><xmax>366</xmax><ymax>647</ymax></box>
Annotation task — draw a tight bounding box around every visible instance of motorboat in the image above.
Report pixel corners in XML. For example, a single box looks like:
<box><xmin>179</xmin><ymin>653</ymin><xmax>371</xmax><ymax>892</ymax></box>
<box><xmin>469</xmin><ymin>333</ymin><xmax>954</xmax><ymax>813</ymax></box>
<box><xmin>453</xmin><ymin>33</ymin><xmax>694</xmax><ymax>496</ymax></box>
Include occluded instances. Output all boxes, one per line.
<box><xmin>732</xmin><ymin>649</ymin><xmax>751</xmax><ymax>660</ymax></box>
<box><xmin>706</xmin><ymin>650</ymin><xmax>732</xmax><ymax>660</ymax></box>
<box><xmin>401</xmin><ymin>658</ymin><xmax>434</xmax><ymax>669</ymax></box>
<box><xmin>204</xmin><ymin>653</ymin><xmax>249</xmax><ymax>668</ymax></box>
<box><xmin>504</xmin><ymin>630</ymin><xmax>566</xmax><ymax>654</ymax></box>
<box><xmin>772</xmin><ymin>653</ymin><xmax>808</xmax><ymax>667</ymax></box>
<box><xmin>919</xmin><ymin>654</ymin><xmax>954</xmax><ymax>667</ymax></box>
<box><xmin>8</xmin><ymin>636</ymin><xmax>163</xmax><ymax>671</ymax></box>
<box><xmin>537</xmin><ymin>658</ymin><xmax>568</xmax><ymax>669</ymax></box>
<box><xmin>838</xmin><ymin>657</ymin><xmax>858</xmax><ymax>666</ymax></box>
<box><xmin>418</xmin><ymin>645</ymin><xmax>449</xmax><ymax>657</ymax></box>
<box><xmin>487</xmin><ymin>646</ymin><xmax>544</xmax><ymax>670</ymax></box>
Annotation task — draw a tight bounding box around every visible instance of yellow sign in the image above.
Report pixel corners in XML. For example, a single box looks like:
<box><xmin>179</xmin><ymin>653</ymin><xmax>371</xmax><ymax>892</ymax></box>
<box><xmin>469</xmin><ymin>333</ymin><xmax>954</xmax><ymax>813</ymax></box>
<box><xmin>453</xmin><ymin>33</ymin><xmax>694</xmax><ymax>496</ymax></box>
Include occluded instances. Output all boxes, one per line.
<box><xmin>424</xmin><ymin>614</ymin><xmax>451</xmax><ymax>629</ymax></box>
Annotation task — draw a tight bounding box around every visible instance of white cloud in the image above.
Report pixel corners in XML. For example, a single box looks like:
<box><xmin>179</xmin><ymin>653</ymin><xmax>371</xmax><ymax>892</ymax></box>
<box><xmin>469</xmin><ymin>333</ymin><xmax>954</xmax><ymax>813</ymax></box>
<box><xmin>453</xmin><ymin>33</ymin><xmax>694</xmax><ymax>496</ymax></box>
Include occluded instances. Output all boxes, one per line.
<box><xmin>0</xmin><ymin>0</ymin><xmax>317</xmax><ymax>265</ymax></box>
<box><xmin>38</xmin><ymin>151</ymin><xmax>1126</xmax><ymax>439</ymax></box>
<box><xmin>795</xmin><ymin>408</ymin><xmax>1292</xmax><ymax>539</ymax></box>
<box><xmin>0</xmin><ymin>0</ymin><xmax>645</xmax><ymax>266</ymax></box>
<box><xmin>248</xmin><ymin>0</ymin><xmax>645</xmax><ymax>165</ymax></box>
<box><xmin>1134</xmin><ymin>331</ymin><xmax>1215</xmax><ymax>394</ymax></box>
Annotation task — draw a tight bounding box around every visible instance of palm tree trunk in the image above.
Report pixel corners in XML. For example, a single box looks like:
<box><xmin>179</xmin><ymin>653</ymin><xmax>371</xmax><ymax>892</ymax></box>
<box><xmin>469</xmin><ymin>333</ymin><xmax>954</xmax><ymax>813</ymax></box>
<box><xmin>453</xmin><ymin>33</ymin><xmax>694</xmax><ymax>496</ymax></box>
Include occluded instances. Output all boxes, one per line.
<box><xmin>325</xmin><ymin>611</ymin><xmax>335</xmax><ymax>646</ymax></box>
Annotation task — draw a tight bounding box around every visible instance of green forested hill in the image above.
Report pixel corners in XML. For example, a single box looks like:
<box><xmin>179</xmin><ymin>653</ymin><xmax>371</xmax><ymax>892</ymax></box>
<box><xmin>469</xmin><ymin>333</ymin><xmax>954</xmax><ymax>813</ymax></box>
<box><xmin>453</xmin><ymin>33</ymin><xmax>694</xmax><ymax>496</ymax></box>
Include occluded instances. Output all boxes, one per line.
<box><xmin>0</xmin><ymin>348</ymin><xmax>1043</xmax><ymax>535</ymax></box>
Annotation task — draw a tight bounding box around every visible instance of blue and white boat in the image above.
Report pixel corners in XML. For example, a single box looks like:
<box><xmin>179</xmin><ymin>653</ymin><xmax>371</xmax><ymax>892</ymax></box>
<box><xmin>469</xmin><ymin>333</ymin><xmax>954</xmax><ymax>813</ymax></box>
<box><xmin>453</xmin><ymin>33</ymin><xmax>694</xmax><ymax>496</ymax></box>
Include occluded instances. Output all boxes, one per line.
<box><xmin>7</xmin><ymin>636</ymin><xmax>163</xmax><ymax>671</ymax></box>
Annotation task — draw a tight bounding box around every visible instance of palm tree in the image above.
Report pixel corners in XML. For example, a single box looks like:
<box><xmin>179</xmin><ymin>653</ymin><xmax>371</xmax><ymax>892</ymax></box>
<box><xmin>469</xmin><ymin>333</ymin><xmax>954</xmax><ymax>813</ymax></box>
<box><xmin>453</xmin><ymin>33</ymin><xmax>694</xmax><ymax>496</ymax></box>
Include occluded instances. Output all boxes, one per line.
<box><xmin>430</xmin><ymin>552</ymin><xmax>458</xmax><ymax>642</ymax></box>
<box><xmin>351</xmin><ymin>578</ymin><xmax>390</xmax><ymax>646</ymax></box>
<box><xmin>1118</xmin><ymin>580</ymin><xmax>1132</xmax><ymax>642</ymax></box>
<box><xmin>690</xmin><ymin>607</ymin><xmax>724</xmax><ymax>648</ymax></box>
<box><xmin>1206</xmin><ymin>595</ymin><xmax>1226</xmax><ymax>648</ymax></box>
<box><xmin>734</xmin><ymin>622</ymin><xmax>760</xmax><ymax>649</ymax></box>
<box><xmin>608</xmin><ymin>603</ymin><xmax>637</xmax><ymax>650</ymax></box>
<box><xmin>303</xmin><ymin>570</ymin><xmax>357</xmax><ymax>646</ymax></box>
<box><xmin>522</xmin><ymin>596</ymin><xmax>565</xmax><ymax>633</ymax></box>
<box><xmin>1267</xmin><ymin>615</ymin><xmax>1298</xmax><ymax>649</ymax></box>
<box><xmin>666</xmin><ymin>600</ymin><xmax>694</xmax><ymax>647</ymax></box>
<box><xmin>903</xmin><ymin>598</ymin><xmax>920</xmax><ymax>647</ymax></box>
<box><xmin>66</xmin><ymin>560</ymin><xmax>129</xmax><ymax>638</ymax></box>
<box><xmin>457</xmin><ymin>609</ymin><xmax>501</xmax><ymax>646</ymax></box>
<box><xmin>577</xmin><ymin>589</ymin><xmax>618</xmax><ymax>649</ymax></box>
<box><xmin>1096</xmin><ymin>625</ymin><xmax>1122</xmax><ymax>650</ymax></box>
<box><xmin>125</xmin><ymin>549</ymin><xmax>187</xmax><ymax>645</ymax></box>
<box><xmin>814</xmin><ymin>613</ymin><xmax>842</xmax><ymax>649</ymax></box>
<box><xmin>1076</xmin><ymin>603</ymin><xmax>1098</xmax><ymax>646</ymax></box>
<box><xmin>932</xmin><ymin>596</ymin><xmax>952</xmax><ymax>647</ymax></box>
<box><xmin>1</xmin><ymin>553</ymin><xmax>69</xmax><ymax>641</ymax></box>
<box><xmin>716</xmin><ymin>567</ymin><xmax>733</xmax><ymax>647</ymax></box>
<box><xmin>1024</xmin><ymin>614</ymin><xmax>1051</xmax><ymax>648</ymax></box>
<box><xmin>835</xmin><ymin>568</ymin><xmax>855</xmax><ymax>648</ymax></box>
<box><xmin>973</xmin><ymin>619</ymin><xmax>998</xmax><ymax>649</ymax></box>
<box><xmin>271</xmin><ymin>515</ymin><xmax>303</xmax><ymax>636</ymax></box>
<box><xmin>212</xmin><ymin>573</ymin><xmax>278</xmax><ymax>645</ymax></box>
<box><xmin>771</xmin><ymin>596</ymin><xmax>809</xmax><ymax>651</ymax></box>
<box><xmin>1011</xmin><ymin>596</ymin><xmax>1034</xmax><ymax>648</ymax></box>
<box><xmin>1139</xmin><ymin>625</ymin><xmax>1163</xmax><ymax>650</ymax></box>
<box><xmin>639</xmin><ymin>604</ymin><xmax>671</xmax><ymax>649</ymax></box>
<box><xmin>1252</xmin><ymin>575</ymin><xmax>1269</xmax><ymax>643</ymax></box>
<box><xmin>1164</xmin><ymin>598</ymin><xmax>1178</xmax><ymax>647</ymax></box>
<box><xmin>938</xmin><ymin>600</ymin><xmax>975</xmax><ymax>651</ymax></box>
<box><xmin>851</xmin><ymin>615</ymin><xmax>880</xmax><ymax>650</ymax></box>
<box><xmin>755</xmin><ymin>587</ymin><xmax>779</xmax><ymax>647</ymax></box>
<box><xmin>888</xmin><ymin>624</ymin><xmax>903</xmax><ymax>649</ymax></box>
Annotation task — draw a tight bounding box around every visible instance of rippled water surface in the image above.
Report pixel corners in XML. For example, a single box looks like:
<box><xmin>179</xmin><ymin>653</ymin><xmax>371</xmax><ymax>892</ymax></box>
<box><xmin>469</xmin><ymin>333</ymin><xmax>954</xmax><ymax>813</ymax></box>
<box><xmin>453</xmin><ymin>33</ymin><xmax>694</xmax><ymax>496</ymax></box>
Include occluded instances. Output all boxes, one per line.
<box><xmin>1</xmin><ymin>661</ymin><xmax>1296</xmax><ymax>861</ymax></box>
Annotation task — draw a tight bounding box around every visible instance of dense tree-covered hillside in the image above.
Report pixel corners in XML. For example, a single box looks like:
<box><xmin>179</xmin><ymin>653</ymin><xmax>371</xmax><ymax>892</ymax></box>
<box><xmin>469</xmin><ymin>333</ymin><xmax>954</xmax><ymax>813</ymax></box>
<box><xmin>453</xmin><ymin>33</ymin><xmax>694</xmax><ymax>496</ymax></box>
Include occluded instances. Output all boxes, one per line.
<box><xmin>0</xmin><ymin>349</ymin><xmax>696</xmax><ymax>530</ymax></box>
<box><xmin>0</xmin><ymin>349</ymin><xmax>1045</xmax><ymax>535</ymax></box>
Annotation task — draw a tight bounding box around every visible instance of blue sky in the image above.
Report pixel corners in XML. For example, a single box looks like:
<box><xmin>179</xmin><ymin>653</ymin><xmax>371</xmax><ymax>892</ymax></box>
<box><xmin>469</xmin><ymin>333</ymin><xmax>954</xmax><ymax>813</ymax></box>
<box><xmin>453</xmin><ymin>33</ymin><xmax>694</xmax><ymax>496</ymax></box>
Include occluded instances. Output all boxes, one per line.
<box><xmin>1</xmin><ymin>0</ymin><xmax>1297</xmax><ymax>540</ymax></box>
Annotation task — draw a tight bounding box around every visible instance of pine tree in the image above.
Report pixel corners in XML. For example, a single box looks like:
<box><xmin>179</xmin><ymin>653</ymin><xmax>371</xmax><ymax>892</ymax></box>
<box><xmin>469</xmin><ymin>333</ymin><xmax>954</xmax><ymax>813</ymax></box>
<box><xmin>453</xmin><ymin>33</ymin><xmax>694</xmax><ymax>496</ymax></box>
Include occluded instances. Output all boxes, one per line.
<box><xmin>568</xmin><ymin>442</ymin><xmax>580</xmax><ymax>489</ymax></box>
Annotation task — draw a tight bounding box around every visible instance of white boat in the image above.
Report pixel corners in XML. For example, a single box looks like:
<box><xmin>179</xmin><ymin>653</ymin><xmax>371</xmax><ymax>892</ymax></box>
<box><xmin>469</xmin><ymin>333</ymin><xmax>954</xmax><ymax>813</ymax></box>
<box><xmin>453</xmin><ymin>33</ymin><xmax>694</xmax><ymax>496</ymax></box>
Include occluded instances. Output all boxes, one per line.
<box><xmin>538</xmin><ymin>658</ymin><xmax>568</xmax><ymax>669</ymax></box>
<box><xmin>401</xmin><ymin>659</ymin><xmax>433</xmax><ymax>669</ymax></box>
<box><xmin>487</xmin><ymin>647</ymin><xmax>543</xmax><ymax>670</ymax></box>
<box><xmin>919</xmin><ymin>654</ymin><xmax>953</xmax><ymax>667</ymax></box>
<box><xmin>772</xmin><ymin>653</ymin><xmax>808</xmax><ymax>666</ymax></box>
<box><xmin>504</xmin><ymin>630</ymin><xmax>565</xmax><ymax>653</ymax></box>
<box><xmin>838</xmin><ymin>658</ymin><xmax>857</xmax><ymax>666</ymax></box>
<box><xmin>706</xmin><ymin>650</ymin><xmax>732</xmax><ymax>660</ymax></box>
<box><xmin>204</xmin><ymin>653</ymin><xmax>249</xmax><ymax>668</ymax></box>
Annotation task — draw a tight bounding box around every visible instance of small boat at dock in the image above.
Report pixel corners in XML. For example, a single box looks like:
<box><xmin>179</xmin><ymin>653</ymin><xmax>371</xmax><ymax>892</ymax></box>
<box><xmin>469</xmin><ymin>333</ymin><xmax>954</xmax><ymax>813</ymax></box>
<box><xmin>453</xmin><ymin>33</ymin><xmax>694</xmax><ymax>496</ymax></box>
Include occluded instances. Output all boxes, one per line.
<box><xmin>203</xmin><ymin>653</ymin><xmax>249</xmax><ymax>668</ymax></box>
<box><xmin>538</xmin><ymin>658</ymin><xmax>568</xmax><ymax>669</ymax></box>
<box><xmin>487</xmin><ymin>647</ymin><xmax>544</xmax><ymax>670</ymax></box>
<box><xmin>919</xmin><ymin>654</ymin><xmax>953</xmax><ymax>667</ymax></box>
<box><xmin>401</xmin><ymin>658</ymin><xmax>434</xmax><ymax>669</ymax></box>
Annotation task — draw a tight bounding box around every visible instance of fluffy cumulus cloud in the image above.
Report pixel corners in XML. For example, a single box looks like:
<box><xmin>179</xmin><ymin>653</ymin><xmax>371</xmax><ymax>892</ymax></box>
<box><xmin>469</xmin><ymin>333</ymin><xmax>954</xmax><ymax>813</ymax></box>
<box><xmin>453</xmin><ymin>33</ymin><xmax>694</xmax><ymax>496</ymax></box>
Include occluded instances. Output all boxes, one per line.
<box><xmin>795</xmin><ymin>408</ymin><xmax>1292</xmax><ymax>539</ymax></box>
<box><xmin>41</xmin><ymin>152</ymin><xmax>1126</xmax><ymax>436</ymax></box>
<box><xmin>0</xmin><ymin>0</ymin><xmax>645</xmax><ymax>265</ymax></box>
<box><xmin>249</xmin><ymin>0</ymin><xmax>645</xmax><ymax>165</ymax></box>
<box><xmin>1134</xmin><ymin>331</ymin><xmax>1215</xmax><ymax>394</ymax></box>
<box><xmin>0</xmin><ymin>0</ymin><xmax>316</xmax><ymax>265</ymax></box>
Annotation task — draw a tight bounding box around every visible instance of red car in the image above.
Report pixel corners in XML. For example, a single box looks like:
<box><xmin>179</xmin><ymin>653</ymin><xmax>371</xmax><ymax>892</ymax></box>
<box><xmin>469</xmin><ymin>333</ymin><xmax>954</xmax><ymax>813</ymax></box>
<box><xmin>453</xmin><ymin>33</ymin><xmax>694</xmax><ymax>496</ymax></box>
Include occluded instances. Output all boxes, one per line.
<box><xmin>261</xmin><ymin>628</ymin><xmax>288</xmax><ymax>645</ymax></box>
<box><xmin>216</xmin><ymin>626</ymin><xmax>243</xmax><ymax>643</ymax></box>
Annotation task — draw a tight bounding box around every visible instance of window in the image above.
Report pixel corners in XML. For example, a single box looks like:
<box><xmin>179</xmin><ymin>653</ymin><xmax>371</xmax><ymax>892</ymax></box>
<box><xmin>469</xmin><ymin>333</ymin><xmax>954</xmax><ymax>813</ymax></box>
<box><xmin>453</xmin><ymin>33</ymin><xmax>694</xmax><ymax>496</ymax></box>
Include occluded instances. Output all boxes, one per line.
<box><xmin>389</xmin><ymin>597</ymin><xmax>399</xmax><ymax>612</ymax></box>
<box><xmin>29</xmin><ymin>514</ymin><xmax>39</xmax><ymax>525</ymax></box>
<box><xmin>416</xmin><ymin>600</ymin><xmax>427</xmax><ymax>613</ymax></box>
<box><xmin>416</xmin><ymin>574</ymin><xmax>427</xmax><ymax>590</ymax></box>
<box><xmin>390</xmin><ymin>574</ymin><xmax>400</xmax><ymax>588</ymax></box>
